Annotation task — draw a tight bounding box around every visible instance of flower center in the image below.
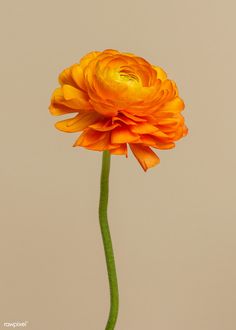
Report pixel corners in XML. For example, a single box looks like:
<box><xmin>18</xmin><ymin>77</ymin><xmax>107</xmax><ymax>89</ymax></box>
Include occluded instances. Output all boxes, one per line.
<box><xmin>119</xmin><ymin>68</ymin><xmax>139</xmax><ymax>83</ymax></box>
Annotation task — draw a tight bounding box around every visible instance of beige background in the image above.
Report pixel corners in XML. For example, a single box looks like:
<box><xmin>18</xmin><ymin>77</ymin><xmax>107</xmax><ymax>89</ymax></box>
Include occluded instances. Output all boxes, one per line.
<box><xmin>0</xmin><ymin>0</ymin><xmax>236</xmax><ymax>329</ymax></box>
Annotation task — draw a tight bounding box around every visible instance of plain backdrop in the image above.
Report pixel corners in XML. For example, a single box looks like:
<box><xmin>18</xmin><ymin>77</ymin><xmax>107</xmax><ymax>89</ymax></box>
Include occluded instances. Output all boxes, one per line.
<box><xmin>0</xmin><ymin>1</ymin><xmax>236</xmax><ymax>329</ymax></box>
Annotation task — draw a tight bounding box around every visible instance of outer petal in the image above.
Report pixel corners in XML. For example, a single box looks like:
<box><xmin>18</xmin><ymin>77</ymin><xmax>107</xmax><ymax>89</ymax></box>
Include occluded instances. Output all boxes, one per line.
<box><xmin>130</xmin><ymin>123</ymin><xmax>158</xmax><ymax>134</ymax></box>
<box><xmin>84</xmin><ymin>134</ymin><xmax>112</xmax><ymax>151</ymax></box>
<box><xmin>112</xmin><ymin>115</ymin><xmax>137</xmax><ymax>126</ymax></box>
<box><xmin>153</xmin><ymin>66</ymin><xmax>167</xmax><ymax>81</ymax></box>
<box><xmin>79</xmin><ymin>51</ymin><xmax>101</xmax><ymax>69</ymax></box>
<box><xmin>89</xmin><ymin>120</ymin><xmax>120</xmax><ymax>131</ymax></box>
<box><xmin>73</xmin><ymin>129</ymin><xmax>117</xmax><ymax>150</ymax></box>
<box><xmin>51</xmin><ymin>86</ymin><xmax>92</xmax><ymax>111</ymax></box>
<box><xmin>130</xmin><ymin>144</ymin><xmax>160</xmax><ymax>171</ymax></box>
<box><xmin>111</xmin><ymin>127</ymin><xmax>140</xmax><ymax>144</ymax></box>
<box><xmin>49</xmin><ymin>103</ymin><xmax>79</xmax><ymax>116</ymax></box>
<box><xmin>110</xmin><ymin>144</ymin><xmax>128</xmax><ymax>156</ymax></box>
<box><xmin>62</xmin><ymin>85</ymin><xmax>91</xmax><ymax>110</ymax></box>
<box><xmin>55</xmin><ymin>112</ymin><xmax>100</xmax><ymax>132</ymax></box>
<box><xmin>89</xmin><ymin>99</ymin><xmax>118</xmax><ymax>117</ymax></box>
<box><xmin>73</xmin><ymin>129</ymin><xmax>107</xmax><ymax>147</ymax></box>
<box><xmin>120</xmin><ymin>111</ymin><xmax>147</xmax><ymax>122</ymax></box>
<box><xmin>157</xmin><ymin>97</ymin><xmax>185</xmax><ymax>115</ymax></box>
<box><xmin>59</xmin><ymin>67</ymin><xmax>77</xmax><ymax>87</ymax></box>
<box><xmin>71</xmin><ymin>65</ymin><xmax>87</xmax><ymax>91</ymax></box>
<box><xmin>49</xmin><ymin>88</ymin><xmax>80</xmax><ymax>115</ymax></box>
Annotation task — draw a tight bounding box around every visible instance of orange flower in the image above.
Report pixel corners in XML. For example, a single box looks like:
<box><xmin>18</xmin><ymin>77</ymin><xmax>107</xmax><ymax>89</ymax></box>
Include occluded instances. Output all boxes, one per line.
<box><xmin>49</xmin><ymin>49</ymin><xmax>188</xmax><ymax>171</ymax></box>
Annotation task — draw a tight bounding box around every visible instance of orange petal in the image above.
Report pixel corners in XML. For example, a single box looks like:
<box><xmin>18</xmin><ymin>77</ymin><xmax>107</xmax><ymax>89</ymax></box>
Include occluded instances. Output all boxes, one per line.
<box><xmin>49</xmin><ymin>103</ymin><xmax>79</xmax><ymax>116</ymax></box>
<box><xmin>85</xmin><ymin>134</ymin><xmax>111</xmax><ymax>151</ymax></box>
<box><xmin>120</xmin><ymin>111</ymin><xmax>147</xmax><ymax>122</ymax></box>
<box><xmin>152</xmin><ymin>142</ymin><xmax>175</xmax><ymax>150</ymax></box>
<box><xmin>73</xmin><ymin>129</ymin><xmax>107</xmax><ymax>147</ymax></box>
<box><xmin>89</xmin><ymin>99</ymin><xmax>118</xmax><ymax>117</ymax></box>
<box><xmin>50</xmin><ymin>88</ymin><xmax>80</xmax><ymax>115</ymax></box>
<box><xmin>71</xmin><ymin>65</ymin><xmax>87</xmax><ymax>91</ymax></box>
<box><xmin>63</xmin><ymin>84</ymin><xmax>81</xmax><ymax>100</ymax></box>
<box><xmin>131</xmin><ymin>123</ymin><xmax>158</xmax><ymax>134</ymax></box>
<box><xmin>55</xmin><ymin>112</ymin><xmax>99</xmax><ymax>133</ymax></box>
<box><xmin>79</xmin><ymin>51</ymin><xmax>101</xmax><ymax>69</ymax></box>
<box><xmin>158</xmin><ymin>97</ymin><xmax>185</xmax><ymax>114</ymax></box>
<box><xmin>130</xmin><ymin>144</ymin><xmax>160</xmax><ymax>171</ymax></box>
<box><xmin>112</xmin><ymin>115</ymin><xmax>136</xmax><ymax>126</ymax></box>
<box><xmin>139</xmin><ymin>134</ymin><xmax>159</xmax><ymax>146</ymax></box>
<box><xmin>157</xmin><ymin>117</ymin><xmax>180</xmax><ymax>126</ymax></box>
<box><xmin>74</xmin><ymin>130</ymin><xmax>117</xmax><ymax>151</ymax></box>
<box><xmin>89</xmin><ymin>120</ymin><xmax>120</xmax><ymax>131</ymax></box>
<box><xmin>51</xmin><ymin>86</ymin><xmax>91</xmax><ymax>111</ymax></box>
<box><xmin>150</xmin><ymin>130</ymin><xmax>171</xmax><ymax>140</ymax></box>
<box><xmin>153</xmin><ymin>66</ymin><xmax>167</xmax><ymax>81</ymax></box>
<box><xmin>138</xmin><ymin>134</ymin><xmax>174</xmax><ymax>149</ymax></box>
<box><xmin>62</xmin><ymin>85</ymin><xmax>91</xmax><ymax>110</ymax></box>
<box><xmin>111</xmin><ymin>127</ymin><xmax>140</xmax><ymax>144</ymax></box>
<box><xmin>59</xmin><ymin>67</ymin><xmax>77</xmax><ymax>87</ymax></box>
<box><xmin>110</xmin><ymin>144</ymin><xmax>128</xmax><ymax>156</ymax></box>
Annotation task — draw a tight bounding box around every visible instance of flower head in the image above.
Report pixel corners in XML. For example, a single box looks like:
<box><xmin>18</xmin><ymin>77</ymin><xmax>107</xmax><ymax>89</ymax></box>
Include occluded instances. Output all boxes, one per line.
<box><xmin>49</xmin><ymin>49</ymin><xmax>188</xmax><ymax>171</ymax></box>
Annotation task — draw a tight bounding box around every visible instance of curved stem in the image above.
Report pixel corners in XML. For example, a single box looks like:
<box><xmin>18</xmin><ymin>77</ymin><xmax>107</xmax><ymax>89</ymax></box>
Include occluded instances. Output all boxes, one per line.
<box><xmin>99</xmin><ymin>151</ymin><xmax>119</xmax><ymax>330</ymax></box>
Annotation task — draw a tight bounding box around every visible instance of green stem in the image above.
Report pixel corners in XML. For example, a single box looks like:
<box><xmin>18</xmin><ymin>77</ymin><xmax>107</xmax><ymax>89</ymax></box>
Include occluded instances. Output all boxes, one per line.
<box><xmin>99</xmin><ymin>151</ymin><xmax>119</xmax><ymax>330</ymax></box>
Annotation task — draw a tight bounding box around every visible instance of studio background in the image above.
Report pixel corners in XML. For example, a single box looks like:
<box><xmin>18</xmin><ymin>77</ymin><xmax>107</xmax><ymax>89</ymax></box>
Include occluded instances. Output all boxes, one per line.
<box><xmin>0</xmin><ymin>1</ymin><xmax>235</xmax><ymax>329</ymax></box>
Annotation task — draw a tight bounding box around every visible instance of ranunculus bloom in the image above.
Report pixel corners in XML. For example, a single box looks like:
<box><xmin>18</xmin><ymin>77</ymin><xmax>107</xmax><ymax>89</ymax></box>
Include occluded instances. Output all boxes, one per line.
<box><xmin>49</xmin><ymin>49</ymin><xmax>188</xmax><ymax>171</ymax></box>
